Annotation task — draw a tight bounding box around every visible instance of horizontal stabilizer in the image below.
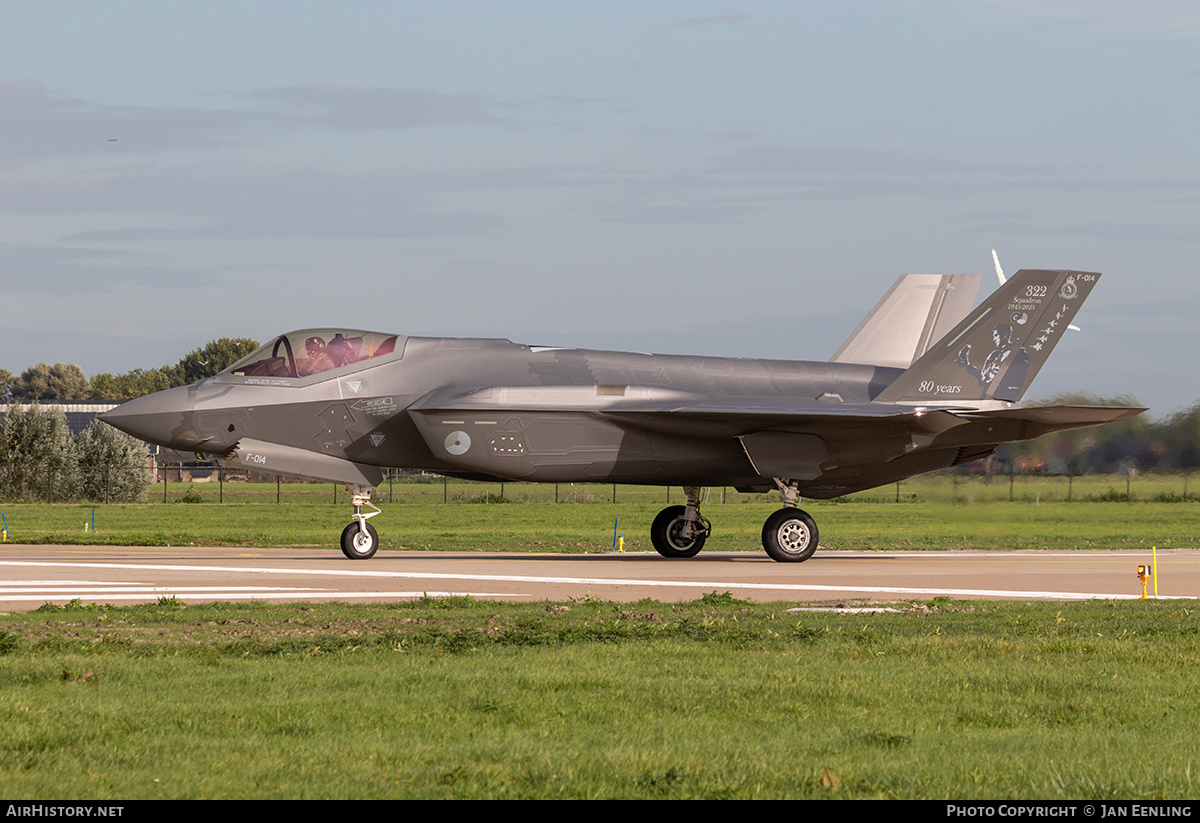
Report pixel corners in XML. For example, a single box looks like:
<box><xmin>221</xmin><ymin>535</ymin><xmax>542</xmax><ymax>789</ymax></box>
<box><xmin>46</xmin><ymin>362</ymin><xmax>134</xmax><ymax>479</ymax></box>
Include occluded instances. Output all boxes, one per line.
<box><xmin>965</xmin><ymin>405</ymin><xmax>1146</xmax><ymax>439</ymax></box>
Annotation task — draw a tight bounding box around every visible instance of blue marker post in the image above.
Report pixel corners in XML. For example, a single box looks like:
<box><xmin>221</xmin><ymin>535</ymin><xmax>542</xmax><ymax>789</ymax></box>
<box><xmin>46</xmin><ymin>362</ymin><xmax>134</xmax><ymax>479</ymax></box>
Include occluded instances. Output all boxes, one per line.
<box><xmin>613</xmin><ymin>517</ymin><xmax>618</xmax><ymax>549</ymax></box>
<box><xmin>1</xmin><ymin>512</ymin><xmax>6</xmax><ymax>542</ymax></box>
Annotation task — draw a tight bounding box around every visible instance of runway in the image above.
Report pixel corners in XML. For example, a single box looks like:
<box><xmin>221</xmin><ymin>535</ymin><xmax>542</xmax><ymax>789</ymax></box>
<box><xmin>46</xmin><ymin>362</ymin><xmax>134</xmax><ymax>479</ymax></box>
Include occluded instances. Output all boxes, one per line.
<box><xmin>1</xmin><ymin>544</ymin><xmax>1194</xmax><ymax>610</ymax></box>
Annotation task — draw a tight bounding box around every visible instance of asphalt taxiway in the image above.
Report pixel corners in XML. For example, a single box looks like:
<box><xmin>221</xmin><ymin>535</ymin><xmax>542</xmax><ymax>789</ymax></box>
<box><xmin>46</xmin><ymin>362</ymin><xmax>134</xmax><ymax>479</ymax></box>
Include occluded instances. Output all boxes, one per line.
<box><xmin>1</xmin><ymin>545</ymin><xmax>1194</xmax><ymax>610</ymax></box>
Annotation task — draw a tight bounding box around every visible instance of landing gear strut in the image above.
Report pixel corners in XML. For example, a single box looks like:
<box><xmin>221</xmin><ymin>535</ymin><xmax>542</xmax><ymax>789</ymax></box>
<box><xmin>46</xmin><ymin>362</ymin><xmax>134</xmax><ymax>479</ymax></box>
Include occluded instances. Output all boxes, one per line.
<box><xmin>761</xmin><ymin>479</ymin><xmax>819</xmax><ymax>563</ymax></box>
<box><xmin>648</xmin><ymin>482</ymin><xmax>820</xmax><ymax>562</ymax></box>
<box><xmin>340</xmin><ymin>486</ymin><xmax>382</xmax><ymax>559</ymax></box>
<box><xmin>650</xmin><ymin>486</ymin><xmax>712</xmax><ymax>558</ymax></box>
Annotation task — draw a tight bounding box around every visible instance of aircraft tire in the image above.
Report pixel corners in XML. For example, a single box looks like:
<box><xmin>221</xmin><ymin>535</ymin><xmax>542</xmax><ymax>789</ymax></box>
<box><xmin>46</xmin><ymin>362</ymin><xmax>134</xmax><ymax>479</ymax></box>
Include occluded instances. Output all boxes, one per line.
<box><xmin>650</xmin><ymin>505</ymin><xmax>706</xmax><ymax>558</ymax></box>
<box><xmin>761</xmin><ymin>508</ymin><xmax>818</xmax><ymax>563</ymax></box>
<box><xmin>340</xmin><ymin>521</ymin><xmax>380</xmax><ymax>560</ymax></box>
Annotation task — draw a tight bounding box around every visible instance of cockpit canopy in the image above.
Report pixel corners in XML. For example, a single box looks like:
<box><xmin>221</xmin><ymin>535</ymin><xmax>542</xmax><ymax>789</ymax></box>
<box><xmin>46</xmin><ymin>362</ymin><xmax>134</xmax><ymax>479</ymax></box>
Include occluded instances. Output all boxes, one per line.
<box><xmin>225</xmin><ymin>329</ymin><xmax>401</xmax><ymax>380</ymax></box>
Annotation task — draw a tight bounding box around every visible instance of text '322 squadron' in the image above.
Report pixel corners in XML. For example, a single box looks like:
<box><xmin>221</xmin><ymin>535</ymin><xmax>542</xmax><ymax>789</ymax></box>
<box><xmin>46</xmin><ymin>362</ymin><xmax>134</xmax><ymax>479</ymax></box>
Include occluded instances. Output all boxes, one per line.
<box><xmin>101</xmin><ymin>268</ymin><xmax>1143</xmax><ymax>562</ymax></box>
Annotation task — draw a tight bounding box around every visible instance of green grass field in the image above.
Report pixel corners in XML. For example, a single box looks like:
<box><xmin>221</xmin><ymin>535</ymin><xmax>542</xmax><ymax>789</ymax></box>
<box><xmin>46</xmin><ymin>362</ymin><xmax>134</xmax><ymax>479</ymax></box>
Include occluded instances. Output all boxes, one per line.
<box><xmin>3</xmin><ymin>475</ymin><xmax>1198</xmax><ymax>799</ymax></box>
<box><xmin>2</xmin><ymin>473</ymin><xmax>1197</xmax><ymax>553</ymax></box>
<box><xmin>3</xmin><ymin>596</ymin><xmax>1199</xmax><ymax>799</ymax></box>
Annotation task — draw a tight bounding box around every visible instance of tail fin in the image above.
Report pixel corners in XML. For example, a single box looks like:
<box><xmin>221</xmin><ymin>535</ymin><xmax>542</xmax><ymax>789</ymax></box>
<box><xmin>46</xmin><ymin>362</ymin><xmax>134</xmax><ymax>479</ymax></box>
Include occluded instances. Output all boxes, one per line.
<box><xmin>830</xmin><ymin>272</ymin><xmax>981</xmax><ymax>369</ymax></box>
<box><xmin>874</xmin><ymin>269</ymin><xmax>1100</xmax><ymax>404</ymax></box>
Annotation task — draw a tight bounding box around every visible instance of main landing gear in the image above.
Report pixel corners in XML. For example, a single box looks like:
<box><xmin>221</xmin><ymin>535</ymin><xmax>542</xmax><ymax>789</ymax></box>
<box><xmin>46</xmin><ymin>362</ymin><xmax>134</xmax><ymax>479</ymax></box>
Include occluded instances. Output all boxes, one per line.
<box><xmin>649</xmin><ymin>480</ymin><xmax>819</xmax><ymax>563</ymax></box>
<box><xmin>649</xmin><ymin>486</ymin><xmax>712</xmax><ymax>558</ymax></box>
<box><xmin>340</xmin><ymin>486</ymin><xmax>382</xmax><ymax>559</ymax></box>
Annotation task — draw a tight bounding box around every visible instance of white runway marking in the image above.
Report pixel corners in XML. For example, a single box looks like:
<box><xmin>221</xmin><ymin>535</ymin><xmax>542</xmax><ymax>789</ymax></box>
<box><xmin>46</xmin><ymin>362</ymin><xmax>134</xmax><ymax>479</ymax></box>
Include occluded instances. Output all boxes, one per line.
<box><xmin>1</xmin><ymin>559</ymin><xmax>1186</xmax><ymax>602</ymax></box>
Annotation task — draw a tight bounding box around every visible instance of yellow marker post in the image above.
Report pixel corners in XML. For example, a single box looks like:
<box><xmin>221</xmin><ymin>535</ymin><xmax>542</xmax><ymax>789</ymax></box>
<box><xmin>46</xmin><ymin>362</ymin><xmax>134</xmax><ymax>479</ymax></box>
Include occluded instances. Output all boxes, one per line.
<box><xmin>1137</xmin><ymin>564</ymin><xmax>1152</xmax><ymax>599</ymax></box>
<box><xmin>617</xmin><ymin>535</ymin><xmax>625</xmax><ymax>553</ymax></box>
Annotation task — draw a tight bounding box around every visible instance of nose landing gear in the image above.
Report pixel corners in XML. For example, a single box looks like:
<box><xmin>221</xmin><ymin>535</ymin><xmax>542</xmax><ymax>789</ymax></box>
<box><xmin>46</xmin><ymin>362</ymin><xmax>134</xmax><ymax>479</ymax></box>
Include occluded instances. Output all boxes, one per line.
<box><xmin>340</xmin><ymin>486</ymin><xmax>382</xmax><ymax>559</ymax></box>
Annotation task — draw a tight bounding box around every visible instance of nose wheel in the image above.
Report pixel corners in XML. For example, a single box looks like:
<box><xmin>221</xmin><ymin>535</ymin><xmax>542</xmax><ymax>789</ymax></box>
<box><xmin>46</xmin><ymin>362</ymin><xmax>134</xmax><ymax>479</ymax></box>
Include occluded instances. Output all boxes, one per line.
<box><xmin>341</xmin><ymin>521</ymin><xmax>380</xmax><ymax>559</ymax></box>
<box><xmin>340</xmin><ymin>487</ymin><xmax>382</xmax><ymax>560</ymax></box>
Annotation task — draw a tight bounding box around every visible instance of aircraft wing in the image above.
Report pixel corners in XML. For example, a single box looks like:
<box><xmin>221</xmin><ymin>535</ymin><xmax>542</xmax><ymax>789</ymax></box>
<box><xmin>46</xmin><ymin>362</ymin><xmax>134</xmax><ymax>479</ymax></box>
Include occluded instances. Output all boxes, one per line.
<box><xmin>409</xmin><ymin>387</ymin><xmax>1142</xmax><ymax>484</ymax></box>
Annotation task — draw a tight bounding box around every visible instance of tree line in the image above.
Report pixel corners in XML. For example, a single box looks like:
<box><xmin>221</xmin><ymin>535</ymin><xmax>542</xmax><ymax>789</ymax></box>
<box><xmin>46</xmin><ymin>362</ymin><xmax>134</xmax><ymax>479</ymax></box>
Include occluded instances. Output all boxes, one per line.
<box><xmin>0</xmin><ymin>338</ymin><xmax>259</xmax><ymax>403</ymax></box>
<box><xmin>956</xmin><ymin>393</ymin><xmax>1199</xmax><ymax>475</ymax></box>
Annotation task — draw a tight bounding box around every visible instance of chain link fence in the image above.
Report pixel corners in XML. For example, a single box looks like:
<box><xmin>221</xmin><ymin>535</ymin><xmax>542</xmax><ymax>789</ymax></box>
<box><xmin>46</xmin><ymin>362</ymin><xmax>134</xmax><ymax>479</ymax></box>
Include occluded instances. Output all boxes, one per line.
<box><xmin>1</xmin><ymin>463</ymin><xmax>1195</xmax><ymax>505</ymax></box>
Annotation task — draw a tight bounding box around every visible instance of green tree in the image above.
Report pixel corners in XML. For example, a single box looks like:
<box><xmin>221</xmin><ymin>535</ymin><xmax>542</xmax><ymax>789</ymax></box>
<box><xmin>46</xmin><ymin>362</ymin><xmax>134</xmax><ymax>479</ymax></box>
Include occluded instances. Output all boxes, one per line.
<box><xmin>1158</xmin><ymin>402</ymin><xmax>1200</xmax><ymax>470</ymax></box>
<box><xmin>76</xmin><ymin>420</ymin><xmax>151</xmax><ymax>502</ymax></box>
<box><xmin>0</xmin><ymin>404</ymin><xmax>78</xmax><ymax>501</ymax></box>
<box><xmin>88</xmin><ymin>337</ymin><xmax>259</xmax><ymax>401</ymax></box>
<box><xmin>177</xmin><ymin>337</ymin><xmax>259</xmax><ymax>384</ymax></box>
<box><xmin>90</xmin><ymin>367</ymin><xmax>178</xmax><ymax>402</ymax></box>
<box><xmin>11</xmin><ymin>363</ymin><xmax>91</xmax><ymax>402</ymax></box>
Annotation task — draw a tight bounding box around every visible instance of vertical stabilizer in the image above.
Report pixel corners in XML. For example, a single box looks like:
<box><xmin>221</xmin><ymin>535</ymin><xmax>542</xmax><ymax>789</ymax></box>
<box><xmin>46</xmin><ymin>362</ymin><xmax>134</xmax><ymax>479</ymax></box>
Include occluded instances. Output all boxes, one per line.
<box><xmin>831</xmin><ymin>273</ymin><xmax>981</xmax><ymax>369</ymax></box>
<box><xmin>874</xmin><ymin>270</ymin><xmax>1100</xmax><ymax>404</ymax></box>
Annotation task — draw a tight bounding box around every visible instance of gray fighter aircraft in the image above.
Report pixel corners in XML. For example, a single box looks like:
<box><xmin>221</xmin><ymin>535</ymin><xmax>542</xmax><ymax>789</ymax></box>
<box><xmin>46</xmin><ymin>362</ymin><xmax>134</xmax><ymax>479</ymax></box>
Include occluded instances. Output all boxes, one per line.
<box><xmin>100</xmin><ymin>268</ymin><xmax>1143</xmax><ymax>562</ymax></box>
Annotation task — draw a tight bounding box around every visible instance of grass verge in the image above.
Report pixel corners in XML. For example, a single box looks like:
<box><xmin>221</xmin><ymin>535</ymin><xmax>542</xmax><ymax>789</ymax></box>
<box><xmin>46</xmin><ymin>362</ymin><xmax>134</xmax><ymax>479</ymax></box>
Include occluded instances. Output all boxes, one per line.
<box><xmin>2</xmin><ymin>595</ymin><xmax>1199</xmax><ymax>799</ymax></box>
<box><xmin>0</xmin><ymin>497</ymin><xmax>1198</xmax><ymax>553</ymax></box>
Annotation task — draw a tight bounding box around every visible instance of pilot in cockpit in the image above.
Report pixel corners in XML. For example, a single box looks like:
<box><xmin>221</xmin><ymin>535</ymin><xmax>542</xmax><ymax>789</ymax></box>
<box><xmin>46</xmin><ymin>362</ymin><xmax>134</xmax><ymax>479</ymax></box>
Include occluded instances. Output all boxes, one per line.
<box><xmin>300</xmin><ymin>336</ymin><xmax>337</xmax><ymax>376</ymax></box>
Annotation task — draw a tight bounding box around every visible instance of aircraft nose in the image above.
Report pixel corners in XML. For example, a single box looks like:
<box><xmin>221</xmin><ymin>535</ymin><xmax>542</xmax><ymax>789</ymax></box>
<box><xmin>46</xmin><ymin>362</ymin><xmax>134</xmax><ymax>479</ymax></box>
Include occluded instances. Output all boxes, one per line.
<box><xmin>98</xmin><ymin>385</ymin><xmax>194</xmax><ymax>448</ymax></box>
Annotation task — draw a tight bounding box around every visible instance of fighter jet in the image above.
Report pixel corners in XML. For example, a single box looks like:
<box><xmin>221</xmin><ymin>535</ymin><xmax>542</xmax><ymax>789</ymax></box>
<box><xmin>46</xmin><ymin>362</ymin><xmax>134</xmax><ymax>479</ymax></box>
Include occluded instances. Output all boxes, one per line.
<box><xmin>100</xmin><ymin>268</ymin><xmax>1143</xmax><ymax>562</ymax></box>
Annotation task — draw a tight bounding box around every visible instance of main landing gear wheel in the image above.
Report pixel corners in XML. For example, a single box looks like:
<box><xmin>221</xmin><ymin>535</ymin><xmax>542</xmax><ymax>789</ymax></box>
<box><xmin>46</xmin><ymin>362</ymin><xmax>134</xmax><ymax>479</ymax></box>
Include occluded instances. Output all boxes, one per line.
<box><xmin>761</xmin><ymin>508</ymin><xmax>819</xmax><ymax>563</ymax></box>
<box><xmin>341</xmin><ymin>521</ymin><xmax>379</xmax><ymax>560</ymax></box>
<box><xmin>650</xmin><ymin>505</ymin><xmax>707</xmax><ymax>558</ymax></box>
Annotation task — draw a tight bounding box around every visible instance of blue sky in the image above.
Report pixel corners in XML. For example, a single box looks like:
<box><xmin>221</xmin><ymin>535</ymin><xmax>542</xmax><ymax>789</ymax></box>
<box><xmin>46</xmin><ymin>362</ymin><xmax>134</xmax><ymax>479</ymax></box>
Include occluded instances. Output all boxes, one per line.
<box><xmin>2</xmin><ymin>1</ymin><xmax>1198</xmax><ymax>416</ymax></box>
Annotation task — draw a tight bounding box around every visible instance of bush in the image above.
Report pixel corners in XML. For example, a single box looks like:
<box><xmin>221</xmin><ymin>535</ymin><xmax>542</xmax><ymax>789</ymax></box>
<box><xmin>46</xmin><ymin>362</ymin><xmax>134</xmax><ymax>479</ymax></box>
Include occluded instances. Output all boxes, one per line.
<box><xmin>0</xmin><ymin>407</ymin><xmax>150</xmax><ymax>502</ymax></box>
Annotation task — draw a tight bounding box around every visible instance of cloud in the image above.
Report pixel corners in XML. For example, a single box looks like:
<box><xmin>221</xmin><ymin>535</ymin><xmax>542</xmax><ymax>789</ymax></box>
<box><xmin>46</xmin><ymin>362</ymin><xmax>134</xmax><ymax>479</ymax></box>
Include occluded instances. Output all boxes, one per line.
<box><xmin>247</xmin><ymin>84</ymin><xmax>505</xmax><ymax>131</ymax></box>
<box><xmin>671</xmin><ymin>15</ymin><xmax>752</xmax><ymax>30</ymax></box>
<box><xmin>712</xmin><ymin>144</ymin><xmax>1036</xmax><ymax>178</ymax></box>
<box><xmin>0</xmin><ymin>160</ymin><xmax>615</xmax><ymax>239</ymax></box>
<box><xmin>0</xmin><ymin>80</ymin><xmax>253</xmax><ymax>168</ymax></box>
<box><xmin>0</xmin><ymin>80</ymin><xmax>508</xmax><ymax>170</ymax></box>
<box><xmin>0</xmin><ymin>242</ymin><xmax>205</xmax><ymax>295</ymax></box>
<box><xmin>976</xmin><ymin>0</ymin><xmax>1200</xmax><ymax>39</ymax></box>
